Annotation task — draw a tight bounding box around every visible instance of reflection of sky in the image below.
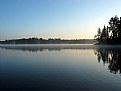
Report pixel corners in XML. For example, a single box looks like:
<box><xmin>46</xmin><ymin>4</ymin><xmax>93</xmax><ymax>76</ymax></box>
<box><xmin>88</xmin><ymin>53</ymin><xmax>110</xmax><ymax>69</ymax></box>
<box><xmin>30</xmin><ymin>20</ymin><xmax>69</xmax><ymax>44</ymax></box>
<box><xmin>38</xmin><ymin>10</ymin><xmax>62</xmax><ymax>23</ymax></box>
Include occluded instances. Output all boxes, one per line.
<box><xmin>0</xmin><ymin>47</ymin><xmax>111</xmax><ymax>73</ymax></box>
<box><xmin>0</xmin><ymin>0</ymin><xmax>121</xmax><ymax>40</ymax></box>
<box><xmin>0</xmin><ymin>47</ymin><xmax>102</xmax><ymax>72</ymax></box>
<box><xmin>0</xmin><ymin>47</ymin><xmax>121</xmax><ymax>91</ymax></box>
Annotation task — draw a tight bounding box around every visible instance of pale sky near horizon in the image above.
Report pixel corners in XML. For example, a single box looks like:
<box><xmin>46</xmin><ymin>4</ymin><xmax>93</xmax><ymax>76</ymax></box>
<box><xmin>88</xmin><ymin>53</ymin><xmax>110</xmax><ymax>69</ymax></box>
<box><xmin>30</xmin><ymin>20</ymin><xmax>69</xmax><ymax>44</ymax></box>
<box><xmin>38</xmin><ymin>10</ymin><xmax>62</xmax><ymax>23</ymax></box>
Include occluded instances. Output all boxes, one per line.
<box><xmin>0</xmin><ymin>0</ymin><xmax>121</xmax><ymax>40</ymax></box>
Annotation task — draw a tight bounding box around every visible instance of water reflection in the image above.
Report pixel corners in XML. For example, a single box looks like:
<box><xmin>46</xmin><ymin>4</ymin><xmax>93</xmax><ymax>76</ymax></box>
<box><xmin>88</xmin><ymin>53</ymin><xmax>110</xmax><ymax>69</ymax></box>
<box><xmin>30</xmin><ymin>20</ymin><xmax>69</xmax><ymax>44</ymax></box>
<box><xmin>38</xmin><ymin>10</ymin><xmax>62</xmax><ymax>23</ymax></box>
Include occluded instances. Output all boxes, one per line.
<box><xmin>94</xmin><ymin>48</ymin><xmax>121</xmax><ymax>74</ymax></box>
<box><xmin>1</xmin><ymin>45</ymin><xmax>121</xmax><ymax>75</ymax></box>
<box><xmin>0</xmin><ymin>45</ymin><xmax>93</xmax><ymax>52</ymax></box>
<box><xmin>0</xmin><ymin>46</ymin><xmax>66</xmax><ymax>52</ymax></box>
<box><xmin>0</xmin><ymin>45</ymin><xmax>121</xmax><ymax>91</ymax></box>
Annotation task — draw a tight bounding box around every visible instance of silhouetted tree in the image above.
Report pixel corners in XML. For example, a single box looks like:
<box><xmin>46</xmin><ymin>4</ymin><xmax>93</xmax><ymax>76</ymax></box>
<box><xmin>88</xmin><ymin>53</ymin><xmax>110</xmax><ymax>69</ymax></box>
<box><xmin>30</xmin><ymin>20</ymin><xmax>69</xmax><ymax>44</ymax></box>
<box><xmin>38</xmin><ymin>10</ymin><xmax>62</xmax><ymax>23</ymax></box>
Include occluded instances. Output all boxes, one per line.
<box><xmin>95</xmin><ymin>15</ymin><xmax>121</xmax><ymax>44</ymax></box>
<box><xmin>117</xmin><ymin>17</ymin><xmax>121</xmax><ymax>42</ymax></box>
<box><xmin>100</xmin><ymin>26</ymin><xmax>107</xmax><ymax>41</ymax></box>
<box><xmin>109</xmin><ymin>16</ymin><xmax>120</xmax><ymax>39</ymax></box>
<box><xmin>97</xmin><ymin>28</ymin><xmax>101</xmax><ymax>42</ymax></box>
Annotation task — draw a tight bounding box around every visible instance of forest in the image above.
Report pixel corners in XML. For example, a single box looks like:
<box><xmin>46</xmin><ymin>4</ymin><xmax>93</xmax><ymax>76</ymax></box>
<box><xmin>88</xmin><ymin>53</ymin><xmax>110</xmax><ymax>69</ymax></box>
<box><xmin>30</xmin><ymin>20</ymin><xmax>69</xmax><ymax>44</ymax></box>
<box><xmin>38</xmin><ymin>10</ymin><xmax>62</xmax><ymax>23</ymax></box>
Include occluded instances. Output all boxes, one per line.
<box><xmin>94</xmin><ymin>15</ymin><xmax>121</xmax><ymax>45</ymax></box>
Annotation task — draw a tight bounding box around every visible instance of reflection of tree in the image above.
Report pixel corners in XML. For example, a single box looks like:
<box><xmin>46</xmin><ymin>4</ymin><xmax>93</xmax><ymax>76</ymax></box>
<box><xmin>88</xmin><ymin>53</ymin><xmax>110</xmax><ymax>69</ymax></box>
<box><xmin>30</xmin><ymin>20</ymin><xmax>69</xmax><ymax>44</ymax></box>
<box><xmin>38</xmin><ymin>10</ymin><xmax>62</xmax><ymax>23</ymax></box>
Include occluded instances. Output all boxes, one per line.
<box><xmin>1</xmin><ymin>47</ymin><xmax>61</xmax><ymax>52</ymax></box>
<box><xmin>0</xmin><ymin>46</ymin><xmax>91</xmax><ymax>52</ymax></box>
<box><xmin>95</xmin><ymin>48</ymin><xmax>121</xmax><ymax>74</ymax></box>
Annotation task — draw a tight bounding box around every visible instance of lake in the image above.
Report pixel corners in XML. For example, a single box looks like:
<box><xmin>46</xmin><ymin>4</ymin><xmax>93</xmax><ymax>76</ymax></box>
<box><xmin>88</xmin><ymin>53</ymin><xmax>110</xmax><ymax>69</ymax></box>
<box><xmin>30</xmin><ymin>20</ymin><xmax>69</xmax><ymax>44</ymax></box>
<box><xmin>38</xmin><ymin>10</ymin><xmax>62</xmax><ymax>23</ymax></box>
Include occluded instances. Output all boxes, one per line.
<box><xmin>0</xmin><ymin>44</ymin><xmax>121</xmax><ymax>91</ymax></box>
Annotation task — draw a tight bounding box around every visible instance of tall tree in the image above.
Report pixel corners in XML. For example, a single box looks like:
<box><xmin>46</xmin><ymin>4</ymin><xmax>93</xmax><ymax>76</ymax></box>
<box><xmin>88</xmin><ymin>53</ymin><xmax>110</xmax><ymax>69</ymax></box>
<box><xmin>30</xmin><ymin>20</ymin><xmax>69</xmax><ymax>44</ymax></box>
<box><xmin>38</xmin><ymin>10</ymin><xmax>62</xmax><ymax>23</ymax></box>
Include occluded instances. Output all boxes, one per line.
<box><xmin>100</xmin><ymin>25</ymin><xmax>107</xmax><ymax>41</ymax></box>
<box><xmin>108</xmin><ymin>15</ymin><xmax>120</xmax><ymax>39</ymax></box>
<box><xmin>95</xmin><ymin>15</ymin><xmax>121</xmax><ymax>44</ymax></box>
<box><xmin>118</xmin><ymin>17</ymin><xmax>121</xmax><ymax>40</ymax></box>
<box><xmin>97</xmin><ymin>28</ymin><xmax>101</xmax><ymax>42</ymax></box>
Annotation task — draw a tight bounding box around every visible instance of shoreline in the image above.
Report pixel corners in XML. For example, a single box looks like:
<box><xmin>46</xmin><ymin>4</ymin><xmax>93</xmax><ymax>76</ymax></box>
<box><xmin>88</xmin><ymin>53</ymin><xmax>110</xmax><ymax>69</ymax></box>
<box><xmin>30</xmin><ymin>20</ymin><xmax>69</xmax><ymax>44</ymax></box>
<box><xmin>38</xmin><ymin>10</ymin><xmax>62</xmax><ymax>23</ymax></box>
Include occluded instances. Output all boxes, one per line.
<box><xmin>0</xmin><ymin>44</ymin><xmax>121</xmax><ymax>49</ymax></box>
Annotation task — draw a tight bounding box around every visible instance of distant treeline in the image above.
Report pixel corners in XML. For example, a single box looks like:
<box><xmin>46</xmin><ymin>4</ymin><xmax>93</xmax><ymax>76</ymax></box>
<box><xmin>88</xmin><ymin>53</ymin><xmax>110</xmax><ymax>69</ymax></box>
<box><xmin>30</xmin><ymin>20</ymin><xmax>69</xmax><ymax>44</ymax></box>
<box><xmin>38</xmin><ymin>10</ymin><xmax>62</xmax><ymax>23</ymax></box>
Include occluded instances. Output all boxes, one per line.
<box><xmin>94</xmin><ymin>15</ymin><xmax>121</xmax><ymax>45</ymax></box>
<box><xmin>0</xmin><ymin>38</ymin><xmax>94</xmax><ymax>44</ymax></box>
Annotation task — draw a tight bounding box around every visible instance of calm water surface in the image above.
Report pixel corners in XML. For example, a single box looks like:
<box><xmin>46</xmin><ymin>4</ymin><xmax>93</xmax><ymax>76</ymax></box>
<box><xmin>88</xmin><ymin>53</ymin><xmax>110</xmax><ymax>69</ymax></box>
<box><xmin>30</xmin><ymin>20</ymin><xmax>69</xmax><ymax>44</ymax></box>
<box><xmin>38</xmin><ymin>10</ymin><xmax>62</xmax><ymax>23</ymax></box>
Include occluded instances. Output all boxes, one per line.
<box><xmin>0</xmin><ymin>45</ymin><xmax>121</xmax><ymax>91</ymax></box>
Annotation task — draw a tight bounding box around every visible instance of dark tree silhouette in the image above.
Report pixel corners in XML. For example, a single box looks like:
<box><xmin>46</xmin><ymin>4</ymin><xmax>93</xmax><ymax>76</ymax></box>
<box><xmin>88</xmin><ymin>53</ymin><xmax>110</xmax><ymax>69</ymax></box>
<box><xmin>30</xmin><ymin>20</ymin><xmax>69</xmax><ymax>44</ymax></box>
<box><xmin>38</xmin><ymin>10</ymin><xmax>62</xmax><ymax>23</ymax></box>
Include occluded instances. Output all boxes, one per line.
<box><xmin>109</xmin><ymin>16</ymin><xmax>120</xmax><ymax>39</ymax></box>
<box><xmin>96</xmin><ymin>28</ymin><xmax>101</xmax><ymax>42</ymax></box>
<box><xmin>95</xmin><ymin>15</ymin><xmax>121</xmax><ymax>45</ymax></box>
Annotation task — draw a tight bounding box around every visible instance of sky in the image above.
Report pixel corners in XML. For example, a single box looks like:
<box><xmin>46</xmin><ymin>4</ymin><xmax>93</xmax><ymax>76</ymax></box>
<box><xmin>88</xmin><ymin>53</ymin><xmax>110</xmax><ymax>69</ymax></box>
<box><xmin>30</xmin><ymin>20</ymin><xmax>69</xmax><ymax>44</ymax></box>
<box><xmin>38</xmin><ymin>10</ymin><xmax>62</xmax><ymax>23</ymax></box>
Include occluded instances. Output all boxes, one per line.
<box><xmin>0</xmin><ymin>0</ymin><xmax>121</xmax><ymax>40</ymax></box>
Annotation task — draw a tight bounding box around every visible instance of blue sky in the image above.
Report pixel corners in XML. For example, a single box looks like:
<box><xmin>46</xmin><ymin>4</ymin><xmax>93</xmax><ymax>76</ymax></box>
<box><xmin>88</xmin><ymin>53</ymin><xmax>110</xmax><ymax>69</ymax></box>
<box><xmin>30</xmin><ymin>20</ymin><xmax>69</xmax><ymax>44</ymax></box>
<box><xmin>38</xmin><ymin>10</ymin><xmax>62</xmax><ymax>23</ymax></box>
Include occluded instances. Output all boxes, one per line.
<box><xmin>0</xmin><ymin>0</ymin><xmax>121</xmax><ymax>40</ymax></box>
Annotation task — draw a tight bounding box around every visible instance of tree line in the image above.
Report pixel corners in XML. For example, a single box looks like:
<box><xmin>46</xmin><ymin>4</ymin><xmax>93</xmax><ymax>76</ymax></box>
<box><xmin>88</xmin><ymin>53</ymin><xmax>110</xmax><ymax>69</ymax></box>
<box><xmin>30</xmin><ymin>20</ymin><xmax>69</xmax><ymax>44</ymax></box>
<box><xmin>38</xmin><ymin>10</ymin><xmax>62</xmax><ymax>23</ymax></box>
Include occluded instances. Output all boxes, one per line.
<box><xmin>0</xmin><ymin>38</ymin><xmax>94</xmax><ymax>44</ymax></box>
<box><xmin>94</xmin><ymin>15</ymin><xmax>121</xmax><ymax>45</ymax></box>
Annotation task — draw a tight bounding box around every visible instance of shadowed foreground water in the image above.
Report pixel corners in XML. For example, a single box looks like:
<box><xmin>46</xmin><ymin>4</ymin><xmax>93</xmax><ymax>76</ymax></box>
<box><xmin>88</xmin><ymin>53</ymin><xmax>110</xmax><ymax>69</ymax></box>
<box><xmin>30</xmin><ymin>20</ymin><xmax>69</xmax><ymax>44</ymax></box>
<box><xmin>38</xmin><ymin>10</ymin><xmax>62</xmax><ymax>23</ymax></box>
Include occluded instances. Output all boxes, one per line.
<box><xmin>0</xmin><ymin>45</ymin><xmax>121</xmax><ymax>91</ymax></box>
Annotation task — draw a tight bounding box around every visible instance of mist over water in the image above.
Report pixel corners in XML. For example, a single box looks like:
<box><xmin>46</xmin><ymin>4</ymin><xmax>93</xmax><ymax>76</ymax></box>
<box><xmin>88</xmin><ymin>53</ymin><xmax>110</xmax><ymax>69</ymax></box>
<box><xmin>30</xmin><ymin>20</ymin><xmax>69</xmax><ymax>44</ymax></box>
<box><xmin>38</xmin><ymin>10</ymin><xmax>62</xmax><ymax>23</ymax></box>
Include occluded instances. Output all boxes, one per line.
<box><xmin>0</xmin><ymin>44</ymin><xmax>121</xmax><ymax>91</ymax></box>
